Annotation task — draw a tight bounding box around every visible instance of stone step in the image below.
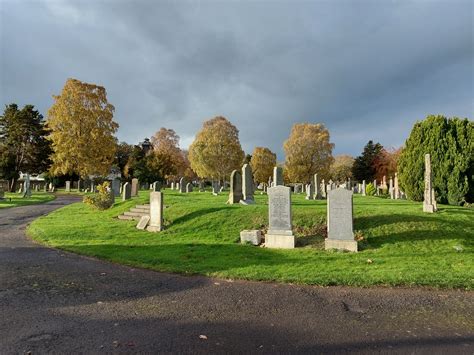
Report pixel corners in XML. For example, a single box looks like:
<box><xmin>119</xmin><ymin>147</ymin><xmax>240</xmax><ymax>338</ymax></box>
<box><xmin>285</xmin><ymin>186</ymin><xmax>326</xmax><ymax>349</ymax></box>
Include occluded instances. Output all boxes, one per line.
<box><xmin>117</xmin><ymin>215</ymin><xmax>139</xmax><ymax>221</ymax></box>
<box><xmin>130</xmin><ymin>207</ymin><xmax>150</xmax><ymax>213</ymax></box>
<box><xmin>135</xmin><ymin>204</ymin><xmax>150</xmax><ymax>208</ymax></box>
<box><xmin>123</xmin><ymin>211</ymin><xmax>149</xmax><ymax>217</ymax></box>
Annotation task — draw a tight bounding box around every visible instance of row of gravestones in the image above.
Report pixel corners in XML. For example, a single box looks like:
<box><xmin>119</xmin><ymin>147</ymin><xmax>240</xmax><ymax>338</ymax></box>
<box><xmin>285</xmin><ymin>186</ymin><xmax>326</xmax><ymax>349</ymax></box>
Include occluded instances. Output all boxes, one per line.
<box><xmin>239</xmin><ymin>185</ymin><xmax>358</xmax><ymax>252</ymax></box>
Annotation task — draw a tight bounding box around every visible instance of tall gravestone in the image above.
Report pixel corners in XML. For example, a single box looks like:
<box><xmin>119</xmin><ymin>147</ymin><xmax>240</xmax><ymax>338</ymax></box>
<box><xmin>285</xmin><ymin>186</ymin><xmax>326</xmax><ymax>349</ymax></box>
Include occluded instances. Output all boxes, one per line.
<box><xmin>147</xmin><ymin>191</ymin><xmax>163</xmax><ymax>232</ymax></box>
<box><xmin>325</xmin><ymin>188</ymin><xmax>357</xmax><ymax>252</ymax></box>
<box><xmin>314</xmin><ymin>173</ymin><xmax>322</xmax><ymax>199</ymax></box>
<box><xmin>273</xmin><ymin>166</ymin><xmax>283</xmax><ymax>186</ymax></box>
<box><xmin>265</xmin><ymin>185</ymin><xmax>295</xmax><ymax>249</ymax></box>
<box><xmin>122</xmin><ymin>182</ymin><xmax>131</xmax><ymax>201</ymax></box>
<box><xmin>65</xmin><ymin>181</ymin><xmax>71</xmax><ymax>192</ymax></box>
<box><xmin>77</xmin><ymin>180</ymin><xmax>81</xmax><ymax>192</ymax></box>
<box><xmin>227</xmin><ymin>170</ymin><xmax>243</xmax><ymax>204</ymax></box>
<box><xmin>423</xmin><ymin>154</ymin><xmax>437</xmax><ymax>213</ymax></box>
<box><xmin>179</xmin><ymin>177</ymin><xmax>186</xmax><ymax>193</ymax></box>
<box><xmin>152</xmin><ymin>181</ymin><xmax>161</xmax><ymax>191</ymax></box>
<box><xmin>362</xmin><ymin>180</ymin><xmax>366</xmax><ymax>196</ymax></box>
<box><xmin>131</xmin><ymin>178</ymin><xmax>139</xmax><ymax>197</ymax></box>
<box><xmin>394</xmin><ymin>173</ymin><xmax>399</xmax><ymax>199</ymax></box>
<box><xmin>389</xmin><ymin>177</ymin><xmax>394</xmax><ymax>199</ymax></box>
<box><xmin>23</xmin><ymin>174</ymin><xmax>31</xmax><ymax>198</ymax></box>
<box><xmin>240</xmin><ymin>164</ymin><xmax>254</xmax><ymax>204</ymax></box>
<box><xmin>305</xmin><ymin>183</ymin><xmax>314</xmax><ymax>200</ymax></box>
<box><xmin>170</xmin><ymin>182</ymin><xmax>174</xmax><ymax>190</ymax></box>
<box><xmin>112</xmin><ymin>178</ymin><xmax>121</xmax><ymax>197</ymax></box>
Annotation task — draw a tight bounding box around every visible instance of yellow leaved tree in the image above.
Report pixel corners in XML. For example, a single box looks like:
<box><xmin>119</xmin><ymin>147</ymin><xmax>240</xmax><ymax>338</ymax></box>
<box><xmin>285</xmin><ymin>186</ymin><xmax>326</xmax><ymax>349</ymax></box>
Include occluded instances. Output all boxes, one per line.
<box><xmin>250</xmin><ymin>147</ymin><xmax>276</xmax><ymax>185</ymax></box>
<box><xmin>283</xmin><ymin>123</ymin><xmax>334</xmax><ymax>183</ymax></box>
<box><xmin>189</xmin><ymin>116</ymin><xmax>245</xmax><ymax>181</ymax></box>
<box><xmin>47</xmin><ymin>78</ymin><xmax>118</xmax><ymax>178</ymax></box>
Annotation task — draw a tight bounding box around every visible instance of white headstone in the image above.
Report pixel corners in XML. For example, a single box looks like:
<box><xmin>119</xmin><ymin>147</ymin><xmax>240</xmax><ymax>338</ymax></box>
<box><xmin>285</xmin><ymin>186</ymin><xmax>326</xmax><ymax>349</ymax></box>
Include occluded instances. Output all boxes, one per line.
<box><xmin>147</xmin><ymin>191</ymin><xmax>163</xmax><ymax>232</ymax></box>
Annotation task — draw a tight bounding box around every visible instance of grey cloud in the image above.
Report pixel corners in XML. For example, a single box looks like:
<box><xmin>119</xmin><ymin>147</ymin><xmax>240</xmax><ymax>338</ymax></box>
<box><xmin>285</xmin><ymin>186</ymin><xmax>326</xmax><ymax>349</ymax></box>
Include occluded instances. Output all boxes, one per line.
<box><xmin>1</xmin><ymin>0</ymin><xmax>472</xmax><ymax>159</ymax></box>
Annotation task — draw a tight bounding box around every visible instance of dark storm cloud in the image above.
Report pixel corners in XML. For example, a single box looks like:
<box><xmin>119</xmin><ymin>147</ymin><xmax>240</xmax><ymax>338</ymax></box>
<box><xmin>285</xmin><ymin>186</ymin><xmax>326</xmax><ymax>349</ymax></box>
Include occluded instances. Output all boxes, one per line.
<box><xmin>1</xmin><ymin>0</ymin><xmax>472</xmax><ymax>159</ymax></box>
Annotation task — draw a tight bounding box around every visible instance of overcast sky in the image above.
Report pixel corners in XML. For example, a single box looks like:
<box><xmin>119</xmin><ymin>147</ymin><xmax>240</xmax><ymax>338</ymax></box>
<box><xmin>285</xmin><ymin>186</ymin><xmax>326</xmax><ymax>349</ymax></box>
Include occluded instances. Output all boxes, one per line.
<box><xmin>1</xmin><ymin>0</ymin><xmax>472</xmax><ymax>159</ymax></box>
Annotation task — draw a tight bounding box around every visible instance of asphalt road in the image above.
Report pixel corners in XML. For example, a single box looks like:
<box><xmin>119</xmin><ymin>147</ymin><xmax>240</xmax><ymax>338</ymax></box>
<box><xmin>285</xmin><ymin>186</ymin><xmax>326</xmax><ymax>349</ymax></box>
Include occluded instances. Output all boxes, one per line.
<box><xmin>1</xmin><ymin>195</ymin><xmax>473</xmax><ymax>354</ymax></box>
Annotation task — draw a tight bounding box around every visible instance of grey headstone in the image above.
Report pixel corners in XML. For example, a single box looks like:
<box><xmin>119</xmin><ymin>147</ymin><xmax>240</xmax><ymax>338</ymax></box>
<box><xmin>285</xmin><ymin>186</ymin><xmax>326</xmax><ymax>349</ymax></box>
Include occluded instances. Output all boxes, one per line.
<box><xmin>65</xmin><ymin>181</ymin><xmax>71</xmax><ymax>192</ymax></box>
<box><xmin>394</xmin><ymin>172</ymin><xmax>399</xmax><ymax>199</ymax></box>
<box><xmin>179</xmin><ymin>177</ymin><xmax>187</xmax><ymax>193</ymax></box>
<box><xmin>131</xmin><ymin>178</ymin><xmax>139</xmax><ymax>197</ymax></box>
<box><xmin>362</xmin><ymin>180</ymin><xmax>366</xmax><ymax>196</ymax></box>
<box><xmin>147</xmin><ymin>191</ymin><xmax>163</xmax><ymax>232</ymax></box>
<box><xmin>112</xmin><ymin>178</ymin><xmax>121</xmax><ymax>197</ymax></box>
<box><xmin>227</xmin><ymin>170</ymin><xmax>243</xmax><ymax>204</ymax></box>
<box><xmin>122</xmin><ymin>182</ymin><xmax>131</xmax><ymax>201</ymax></box>
<box><xmin>240</xmin><ymin>164</ymin><xmax>254</xmax><ymax>204</ymax></box>
<box><xmin>314</xmin><ymin>174</ymin><xmax>322</xmax><ymax>199</ymax></box>
<box><xmin>273</xmin><ymin>166</ymin><xmax>283</xmax><ymax>186</ymax></box>
<box><xmin>325</xmin><ymin>188</ymin><xmax>357</xmax><ymax>252</ymax></box>
<box><xmin>186</xmin><ymin>182</ymin><xmax>193</xmax><ymax>192</ymax></box>
<box><xmin>266</xmin><ymin>185</ymin><xmax>295</xmax><ymax>249</ymax></box>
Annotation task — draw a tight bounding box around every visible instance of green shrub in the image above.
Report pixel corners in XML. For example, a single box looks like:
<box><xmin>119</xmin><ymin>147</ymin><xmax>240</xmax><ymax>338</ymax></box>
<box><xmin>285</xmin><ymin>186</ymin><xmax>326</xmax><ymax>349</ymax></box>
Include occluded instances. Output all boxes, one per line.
<box><xmin>398</xmin><ymin>115</ymin><xmax>473</xmax><ymax>205</ymax></box>
<box><xmin>83</xmin><ymin>182</ymin><xmax>114</xmax><ymax>210</ymax></box>
<box><xmin>366</xmin><ymin>183</ymin><xmax>376</xmax><ymax>196</ymax></box>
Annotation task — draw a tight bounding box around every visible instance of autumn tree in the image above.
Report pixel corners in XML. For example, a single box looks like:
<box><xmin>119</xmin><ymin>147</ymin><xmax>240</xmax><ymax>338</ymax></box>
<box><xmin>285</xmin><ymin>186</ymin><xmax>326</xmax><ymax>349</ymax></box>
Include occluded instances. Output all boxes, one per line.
<box><xmin>0</xmin><ymin>104</ymin><xmax>52</xmax><ymax>190</ymax></box>
<box><xmin>283</xmin><ymin>123</ymin><xmax>334</xmax><ymax>183</ymax></box>
<box><xmin>150</xmin><ymin>128</ymin><xmax>186</xmax><ymax>181</ymax></box>
<box><xmin>114</xmin><ymin>141</ymin><xmax>134</xmax><ymax>177</ymax></box>
<box><xmin>250</xmin><ymin>147</ymin><xmax>276</xmax><ymax>184</ymax></box>
<box><xmin>47</xmin><ymin>78</ymin><xmax>118</xmax><ymax>178</ymax></box>
<box><xmin>189</xmin><ymin>116</ymin><xmax>245</xmax><ymax>181</ymax></box>
<box><xmin>373</xmin><ymin>147</ymin><xmax>402</xmax><ymax>181</ymax></box>
<box><xmin>330</xmin><ymin>155</ymin><xmax>354</xmax><ymax>183</ymax></box>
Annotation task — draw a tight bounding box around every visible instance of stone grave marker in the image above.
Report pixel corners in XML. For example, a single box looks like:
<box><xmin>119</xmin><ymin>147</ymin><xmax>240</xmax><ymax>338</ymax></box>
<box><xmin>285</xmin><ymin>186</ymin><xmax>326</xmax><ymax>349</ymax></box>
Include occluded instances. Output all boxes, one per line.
<box><xmin>147</xmin><ymin>191</ymin><xmax>163</xmax><ymax>232</ymax></box>
<box><xmin>227</xmin><ymin>170</ymin><xmax>243</xmax><ymax>204</ymax></box>
<box><xmin>265</xmin><ymin>185</ymin><xmax>295</xmax><ymax>249</ymax></box>
<box><xmin>112</xmin><ymin>178</ymin><xmax>121</xmax><ymax>197</ymax></box>
<box><xmin>179</xmin><ymin>177</ymin><xmax>186</xmax><ymax>193</ymax></box>
<box><xmin>122</xmin><ymin>182</ymin><xmax>131</xmax><ymax>201</ymax></box>
<box><xmin>186</xmin><ymin>182</ymin><xmax>193</xmax><ymax>192</ymax></box>
<box><xmin>240</xmin><ymin>164</ymin><xmax>254</xmax><ymax>204</ymax></box>
<box><xmin>136</xmin><ymin>215</ymin><xmax>151</xmax><ymax>230</ymax></box>
<box><xmin>273</xmin><ymin>166</ymin><xmax>283</xmax><ymax>186</ymax></box>
<box><xmin>423</xmin><ymin>153</ymin><xmax>437</xmax><ymax>213</ymax></box>
<box><xmin>65</xmin><ymin>181</ymin><xmax>71</xmax><ymax>192</ymax></box>
<box><xmin>131</xmin><ymin>178</ymin><xmax>139</xmax><ymax>197</ymax></box>
<box><xmin>325</xmin><ymin>188</ymin><xmax>357</xmax><ymax>252</ymax></box>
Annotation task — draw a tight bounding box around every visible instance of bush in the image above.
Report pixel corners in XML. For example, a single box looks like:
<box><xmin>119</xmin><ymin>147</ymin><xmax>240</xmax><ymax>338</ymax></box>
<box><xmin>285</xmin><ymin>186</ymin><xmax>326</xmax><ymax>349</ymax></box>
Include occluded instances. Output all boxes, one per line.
<box><xmin>398</xmin><ymin>115</ymin><xmax>473</xmax><ymax>205</ymax></box>
<box><xmin>83</xmin><ymin>182</ymin><xmax>114</xmax><ymax>210</ymax></box>
<box><xmin>366</xmin><ymin>183</ymin><xmax>376</xmax><ymax>196</ymax></box>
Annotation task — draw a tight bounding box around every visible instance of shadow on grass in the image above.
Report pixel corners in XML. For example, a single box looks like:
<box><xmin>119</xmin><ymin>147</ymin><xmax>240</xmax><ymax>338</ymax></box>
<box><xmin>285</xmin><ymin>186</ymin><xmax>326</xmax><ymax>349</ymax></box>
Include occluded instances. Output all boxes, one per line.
<box><xmin>172</xmin><ymin>207</ymin><xmax>229</xmax><ymax>225</ymax></box>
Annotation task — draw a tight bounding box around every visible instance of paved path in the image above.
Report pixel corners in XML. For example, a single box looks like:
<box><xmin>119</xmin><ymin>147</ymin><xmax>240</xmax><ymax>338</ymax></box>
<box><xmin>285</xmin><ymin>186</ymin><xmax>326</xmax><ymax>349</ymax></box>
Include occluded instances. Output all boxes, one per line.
<box><xmin>1</xmin><ymin>195</ymin><xmax>473</xmax><ymax>354</ymax></box>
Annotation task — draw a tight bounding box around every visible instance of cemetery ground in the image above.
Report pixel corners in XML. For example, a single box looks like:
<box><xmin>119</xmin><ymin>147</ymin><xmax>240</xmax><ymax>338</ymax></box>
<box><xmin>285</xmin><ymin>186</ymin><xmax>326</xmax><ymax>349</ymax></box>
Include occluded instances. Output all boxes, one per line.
<box><xmin>2</xmin><ymin>195</ymin><xmax>473</xmax><ymax>352</ymax></box>
<box><xmin>28</xmin><ymin>190</ymin><xmax>473</xmax><ymax>289</ymax></box>
<box><xmin>0</xmin><ymin>191</ymin><xmax>55</xmax><ymax>209</ymax></box>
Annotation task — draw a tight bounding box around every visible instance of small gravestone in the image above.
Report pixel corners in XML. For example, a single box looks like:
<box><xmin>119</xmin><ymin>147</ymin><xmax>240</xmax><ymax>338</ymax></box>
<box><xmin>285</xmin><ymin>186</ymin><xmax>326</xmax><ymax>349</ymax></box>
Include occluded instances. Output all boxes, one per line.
<box><xmin>305</xmin><ymin>183</ymin><xmax>314</xmax><ymax>200</ymax></box>
<box><xmin>65</xmin><ymin>181</ymin><xmax>71</xmax><ymax>192</ymax></box>
<box><xmin>314</xmin><ymin>174</ymin><xmax>322</xmax><ymax>199</ymax></box>
<box><xmin>77</xmin><ymin>180</ymin><xmax>82</xmax><ymax>192</ymax></box>
<box><xmin>186</xmin><ymin>182</ymin><xmax>193</xmax><ymax>192</ymax></box>
<box><xmin>152</xmin><ymin>181</ymin><xmax>161</xmax><ymax>191</ymax></box>
<box><xmin>265</xmin><ymin>185</ymin><xmax>295</xmax><ymax>249</ymax></box>
<box><xmin>240</xmin><ymin>164</ymin><xmax>254</xmax><ymax>204</ymax></box>
<box><xmin>136</xmin><ymin>215</ymin><xmax>150</xmax><ymax>230</ymax></box>
<box><xmin>147</xmin><ymin>191</ymin><xmax>163</xmax><ymax>232</ymax></box>
<box><xmin>273</xmin><ymin>166</ymin><xmax>283</xmax><ymax>186</ymax></box>
<box><xmin>170</xmin><ymin>182</ymin><xmax>174</xmax><ymax>190</ymax></box>
<box><xmin>179</xmin><ymin>177</ymin><xmax>186</xmax><ymax>193</ymax></box>
<box><xmin>389</xmin><ymin>177</ymin><xmax>394</xmax><ymax>199</ymax></box>
<box><xmin>122</xmin><ymin>182</ymin><xmax>131</xmax><ymax>201</ymax></box>
<box><xmin>423</xmin><ymin>154</ymin><xmax>437</xmax><ymax>213</ymax></box>
<box><xmin>112</xmin><ymin>178</ymin><xmax>121</xmax><ymax>197</ymax></box>
<box><xmin>227</xmin><ymin>169</ymin><xmax>243</xmax><ymax>204</ymax></box>
<box><xmin>240</xmin><ymin>230</ymin><xmax>261</xmax><ymax>245</ymax></box>
<box><xmin>131</xmin><ymin>178</ymin><xmax>139</xmax><ymax>197</ymax></box>
<box><xmin>325</xmin><ymin>188</ymin><xmax>357</xmax><ymax>252</ymax></box>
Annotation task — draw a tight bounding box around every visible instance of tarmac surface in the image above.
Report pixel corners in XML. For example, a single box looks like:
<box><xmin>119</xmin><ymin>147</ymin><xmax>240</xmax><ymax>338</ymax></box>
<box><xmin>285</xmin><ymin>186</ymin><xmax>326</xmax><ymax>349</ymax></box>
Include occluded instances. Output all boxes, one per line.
<box><xmin>1</xmin><ymin>195</ymin><xmax>473</xmax><ymax>353</ymax></box>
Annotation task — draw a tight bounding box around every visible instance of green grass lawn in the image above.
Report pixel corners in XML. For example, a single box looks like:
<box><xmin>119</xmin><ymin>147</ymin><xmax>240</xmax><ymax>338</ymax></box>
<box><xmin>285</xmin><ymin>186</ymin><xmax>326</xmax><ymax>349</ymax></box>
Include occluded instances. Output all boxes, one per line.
<box><xmin>0</xmin><ymin>192</ymin><xmax>56</xmax><ymax>208</ymax></box>
<box><xmin>27</xmin><ymin>190</ymin><xmax>474</xmax><ymax>289</ymax></box>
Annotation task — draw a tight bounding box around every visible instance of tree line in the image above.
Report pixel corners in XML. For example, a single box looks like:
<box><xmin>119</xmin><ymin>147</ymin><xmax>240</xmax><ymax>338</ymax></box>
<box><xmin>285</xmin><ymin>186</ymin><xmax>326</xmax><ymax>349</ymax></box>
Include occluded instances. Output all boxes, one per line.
<box><xmin>0</xmin><ymin>78</ymin><xmax>472</xmax><ymax>205</ymax></box>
